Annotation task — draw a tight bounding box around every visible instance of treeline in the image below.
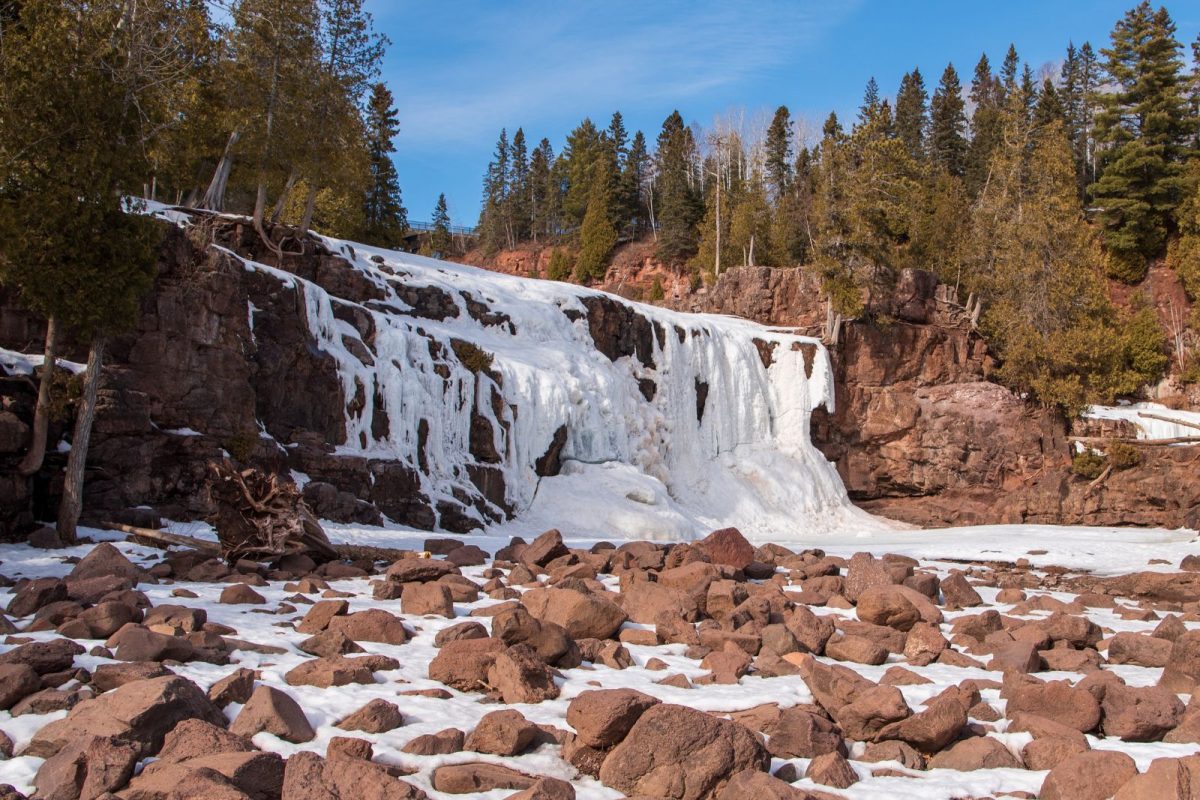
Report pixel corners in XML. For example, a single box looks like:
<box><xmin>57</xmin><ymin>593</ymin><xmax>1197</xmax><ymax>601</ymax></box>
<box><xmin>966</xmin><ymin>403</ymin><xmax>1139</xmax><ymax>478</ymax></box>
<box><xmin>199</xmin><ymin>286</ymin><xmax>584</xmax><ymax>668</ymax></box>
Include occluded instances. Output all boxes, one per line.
<box><xmin>480</xmin><ymin>1</ymin><xmax>1200</xmax><ymax>413</ymax></box>
<box><xmin>0</xmin><ymin>0</ymin><xmax>406</xmax><ymax>540</ymax></box>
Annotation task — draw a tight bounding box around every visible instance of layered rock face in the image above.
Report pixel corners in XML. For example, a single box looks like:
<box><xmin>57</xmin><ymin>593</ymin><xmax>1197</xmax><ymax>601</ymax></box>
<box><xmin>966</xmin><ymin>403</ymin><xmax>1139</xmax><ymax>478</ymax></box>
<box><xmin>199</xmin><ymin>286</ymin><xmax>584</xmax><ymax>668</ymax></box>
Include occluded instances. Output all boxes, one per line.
<box><xmin>702</xmin><ymin>265</ymin><xmax>1200</xmax><ymax>530</ymax></box>
<box><xmin>0</xmin><ymin>214</ymin><xmax>859</xmax><ymax>539</ymax></box>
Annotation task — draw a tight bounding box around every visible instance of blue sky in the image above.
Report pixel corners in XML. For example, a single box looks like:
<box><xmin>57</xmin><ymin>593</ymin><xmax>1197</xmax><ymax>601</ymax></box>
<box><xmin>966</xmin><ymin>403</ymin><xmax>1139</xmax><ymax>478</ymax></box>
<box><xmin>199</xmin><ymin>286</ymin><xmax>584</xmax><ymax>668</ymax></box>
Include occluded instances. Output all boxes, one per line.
<box><xmin>367</xmin><ymin>1</ymin><xmax>1200</xmax><ymax>223</ymax></box>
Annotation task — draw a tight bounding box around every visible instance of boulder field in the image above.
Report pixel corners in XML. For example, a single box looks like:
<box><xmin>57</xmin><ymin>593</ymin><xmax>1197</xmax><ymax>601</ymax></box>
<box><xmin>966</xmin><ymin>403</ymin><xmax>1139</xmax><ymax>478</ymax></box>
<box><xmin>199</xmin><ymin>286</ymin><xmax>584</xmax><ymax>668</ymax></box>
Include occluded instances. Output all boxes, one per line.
<box><xmin>1</xmin><ymin>527</ymin><xmax>1200</xmax><ymax>799</ymax></box>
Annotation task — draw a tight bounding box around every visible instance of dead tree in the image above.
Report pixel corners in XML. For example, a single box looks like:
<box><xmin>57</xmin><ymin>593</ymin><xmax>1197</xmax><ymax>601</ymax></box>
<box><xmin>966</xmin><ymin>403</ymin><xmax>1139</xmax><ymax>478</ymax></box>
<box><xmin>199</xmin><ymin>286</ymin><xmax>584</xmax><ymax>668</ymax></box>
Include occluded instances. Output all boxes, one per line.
<box><xmin>206</xmin><ymin>461</ymin><xmax>336</xmax><ymax>563</ymax></box>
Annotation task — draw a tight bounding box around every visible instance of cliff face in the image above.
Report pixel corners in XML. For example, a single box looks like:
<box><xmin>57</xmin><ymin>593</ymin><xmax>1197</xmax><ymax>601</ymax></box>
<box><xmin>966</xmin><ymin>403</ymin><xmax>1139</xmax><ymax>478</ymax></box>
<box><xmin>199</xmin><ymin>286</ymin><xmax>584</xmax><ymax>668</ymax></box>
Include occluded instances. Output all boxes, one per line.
<box><xmin>700</xmin><ymin>265</ymin><xmax>1200</xmax><ymax>530</ymax></box>
<box><xmin>0</xmin><ymin>214</ymin><xmax>866</xmax><ymax>541</ymax></box>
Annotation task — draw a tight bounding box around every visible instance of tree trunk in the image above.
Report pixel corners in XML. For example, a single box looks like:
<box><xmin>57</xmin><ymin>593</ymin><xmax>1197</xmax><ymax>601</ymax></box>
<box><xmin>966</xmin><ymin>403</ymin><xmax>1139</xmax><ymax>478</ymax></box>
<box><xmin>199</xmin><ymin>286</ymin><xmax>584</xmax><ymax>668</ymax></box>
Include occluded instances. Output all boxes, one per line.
<box><xmin>17</xmin><ymin>317</ymin><xmax>59</xmax><ymax>477</ymax></box>
<box><xmin>271</xmin><ymin>172</ymin><xmax>299</xmax><ymax>224</ymax></box>
<box><xmin>200</xmin><ymin>130</ymin><xmax>238</xmax><ymax>211</ymax></box>
<box><xmin>298</xmin><ymin>183</ymin><xmax>318</xmax><ymax>235</ymax></box>
<box><xmin>56</xmin><ymin>335</ymin><xmax>105</xmax><ymax>544</ymax></box>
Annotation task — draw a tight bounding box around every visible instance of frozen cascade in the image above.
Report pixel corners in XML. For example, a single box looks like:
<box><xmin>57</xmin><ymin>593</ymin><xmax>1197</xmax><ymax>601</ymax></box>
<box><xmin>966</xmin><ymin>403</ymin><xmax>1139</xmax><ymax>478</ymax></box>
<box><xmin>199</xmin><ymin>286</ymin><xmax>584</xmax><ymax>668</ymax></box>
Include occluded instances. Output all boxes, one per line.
<box><xmin>227</xmin><ymin>234</ymin><xmax>881</xmax><ymax>542</ymax></box>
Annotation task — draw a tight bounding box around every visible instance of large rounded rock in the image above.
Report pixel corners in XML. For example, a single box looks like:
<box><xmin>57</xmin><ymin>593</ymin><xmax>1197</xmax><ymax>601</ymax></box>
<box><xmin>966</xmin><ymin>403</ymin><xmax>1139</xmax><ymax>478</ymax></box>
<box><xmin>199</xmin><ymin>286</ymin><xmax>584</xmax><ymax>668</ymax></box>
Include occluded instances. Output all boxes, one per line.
<box><xmin>1040</xmin><ymin>750</ymin><xmax>1138</xmax><ymax>800</ymax></box>
<box><xmin>766</xmin><ymin>707</ymin><xmax>844</xmax><ymax>759</ymax></box>
<box><xmin>1161</xmin><ymin>630</ymin><xmax>1200</xmax><ymax>694</ymax></box>
<box><xmin>522</xmin><ymin>588</ymin><xmax>626</xmax><ymax>641</ymax></box>
<box><xmin>1102</xmin><ymin>683</ymin><xmax>1184</xmax><ymax>742</ymax></box>
<box><xmin>566</xmin><ymin>689</ymin><xmax>660</xmax><ymax>750</ymax></box>
<box><xmin>597</xmin><ymin>703</ymin><xmax>769</xmax><ymax>799</ymax></box>
<box><xmin>230</xmin><ymin>685</ymin><xmax>314</xmax><ymax>743</ymax></box>
<box><xmin>856</xmin><ymin>585</ymin><xmax>921</xmax><ymax>631</ymax></box>
<box><xmin>696</xmin><ymin>527</ymin><xmax>754</xmax><ymax>570</ymax></box>
<box><xmin>27</xmin><ymin>675</ymin><xmax>226</xmax><ymax>759</ymax></box>
<box><xmin>1007</xmin><ymin>681</ymin><xmax>1101</xmax><ymax>733</ymax></box>
<box><xmin>928</xmin><ymin>736</ymin><xmax>1023</xmax><ymax>770</ymax></box>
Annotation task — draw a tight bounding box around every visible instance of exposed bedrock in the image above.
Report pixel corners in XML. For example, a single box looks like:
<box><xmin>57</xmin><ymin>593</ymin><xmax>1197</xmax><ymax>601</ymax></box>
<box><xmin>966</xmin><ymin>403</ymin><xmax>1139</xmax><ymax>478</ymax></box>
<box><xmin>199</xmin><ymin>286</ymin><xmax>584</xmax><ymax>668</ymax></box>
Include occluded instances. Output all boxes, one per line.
<box><xmin>702</xmin><ymin>265</ymin><xmax>1200</xmax><ymax>530</ymax></box>
<box><xmin>1</xmin><ymin>217</ymin><xmax>842</xmax><ymax>538</ymax></box>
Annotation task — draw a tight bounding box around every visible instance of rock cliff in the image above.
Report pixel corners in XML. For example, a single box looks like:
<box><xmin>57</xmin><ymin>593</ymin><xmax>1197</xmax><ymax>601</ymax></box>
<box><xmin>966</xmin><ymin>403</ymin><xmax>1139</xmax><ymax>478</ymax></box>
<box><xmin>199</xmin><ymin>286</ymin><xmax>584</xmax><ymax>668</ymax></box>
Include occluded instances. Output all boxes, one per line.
<box><xmin>699</xmin><ymin>264</ymin><xmax>1200</xmax><ymax>530</ymax></box>
<box><xmin>0</xmin><ymin>213</ymin><xmax>864</xmax><ymax>540</ymax></box>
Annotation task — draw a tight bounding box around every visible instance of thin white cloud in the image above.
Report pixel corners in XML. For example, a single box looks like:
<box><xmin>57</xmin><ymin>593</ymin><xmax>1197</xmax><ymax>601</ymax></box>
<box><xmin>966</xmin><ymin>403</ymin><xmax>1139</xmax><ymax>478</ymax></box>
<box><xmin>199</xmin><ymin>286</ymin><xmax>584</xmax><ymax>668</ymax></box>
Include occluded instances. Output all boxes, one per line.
<box><xmin>382</xmin><ymin>0</ymin><xmax>861</xmax><ymax>146</ymax></box>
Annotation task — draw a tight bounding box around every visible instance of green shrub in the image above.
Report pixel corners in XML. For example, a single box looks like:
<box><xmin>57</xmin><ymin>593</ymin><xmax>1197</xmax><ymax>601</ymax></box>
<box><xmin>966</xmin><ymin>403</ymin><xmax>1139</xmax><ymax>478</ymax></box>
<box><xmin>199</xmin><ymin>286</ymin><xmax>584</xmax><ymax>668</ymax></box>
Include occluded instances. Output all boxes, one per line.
<box><xmin>1107</xmin><ymin>441</ymin><xmax>1142</xmax><ymax>470</ymax></box>
<box><xmin>649</xmin><ymin>278</ymin><xmax>665</xmax><ymax>302</ymax></box>
<box><xmin>546</xmin><ymin>248</ymin><xmax>573</xmax><ymax>281</ymax></box>
<box><xmin>224</xmin><ymin>430</ymin><xmax>258</xmax><ymax>463</ymax></box>
<box><xmin>1071</xmin><ymin>450</ymin><xmax>1106</xmax><ymax>479</ymax></box>
<box><xmin>451</xmin><ymin>339</ymin><xmax>494</xmax><ymax>374</ymax></box>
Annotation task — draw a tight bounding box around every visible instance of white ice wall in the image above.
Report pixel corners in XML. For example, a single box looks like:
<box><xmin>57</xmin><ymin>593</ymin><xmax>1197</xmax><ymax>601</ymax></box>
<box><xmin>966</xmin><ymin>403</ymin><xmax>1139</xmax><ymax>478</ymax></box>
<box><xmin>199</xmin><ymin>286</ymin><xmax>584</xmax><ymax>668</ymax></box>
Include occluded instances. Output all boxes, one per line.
<box><xmin>216</xmin><ymin>221</ymin><xmax>879</xmax><ymax>542</ymax></box>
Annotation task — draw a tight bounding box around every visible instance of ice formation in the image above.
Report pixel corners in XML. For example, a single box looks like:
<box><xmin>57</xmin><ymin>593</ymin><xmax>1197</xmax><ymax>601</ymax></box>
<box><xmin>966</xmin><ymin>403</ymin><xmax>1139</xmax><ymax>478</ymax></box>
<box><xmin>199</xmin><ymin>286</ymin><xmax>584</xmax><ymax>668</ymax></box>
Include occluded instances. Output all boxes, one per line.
<box><xmin>166</xmin><ymin>205</ymin><xmax>879</xmax><ymax>541</ymax></box>
<box><xmin>1087</xmin><ymin>402</ymin><xmax>1200</xmax><ymax>442</ymax></box>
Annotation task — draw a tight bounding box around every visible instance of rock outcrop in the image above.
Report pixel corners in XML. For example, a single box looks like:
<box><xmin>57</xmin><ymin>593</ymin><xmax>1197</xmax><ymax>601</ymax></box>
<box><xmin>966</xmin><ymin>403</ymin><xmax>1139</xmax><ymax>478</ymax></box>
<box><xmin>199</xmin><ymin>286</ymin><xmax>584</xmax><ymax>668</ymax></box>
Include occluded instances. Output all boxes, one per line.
<box><xmin>701</xmin><ymin>264</ymin><xmax>1200</xmax><ymax>529</ymax></box>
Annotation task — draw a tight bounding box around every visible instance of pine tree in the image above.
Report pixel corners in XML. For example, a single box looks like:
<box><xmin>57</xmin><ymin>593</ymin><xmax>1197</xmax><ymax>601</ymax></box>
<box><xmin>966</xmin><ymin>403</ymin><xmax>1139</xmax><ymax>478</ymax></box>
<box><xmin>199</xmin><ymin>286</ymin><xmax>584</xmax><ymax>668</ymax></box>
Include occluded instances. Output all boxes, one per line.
<box><xmin>560</xmin><ymin>118</ymin><xmax>605</xmax><ymax>226</ymax></box>
<box><xmin>770</xmin><ymin>147</ymin><xmax>810</xmax><ymax>267</ymax></box>
<box><xmin>858</xmin><ymin>77</ymin><xmax>882</xmax><ymax>129</ymax></box>
<box><xmin>509</xmin><ymin>128</ymin><xmax>531</xmax><ymax>242</ymax></box>
<box><xmin>1061</xmin><ymin>41</ymin><xmax>1102</xmax><ymax>193</ymax></box>
<box><xmin>1000</xmin><ymin>44</ymin><xmax>1020</xmax><ymax>98</ymax></box>
<box><xmin>430</xmin><ymin>193</ymin><xmax>452</xmax><ymax>255</ymax></box>
<box><xmin>966</xmin><ymin>54</ymin><xmax>1003</xmax><ymax>195</ymax></box>
<box><xmin>765</xmin><ymin>106</ymin><xmax>795</xmax><ymax>200</ymax></box>
<box><xmin>296</xmin><ymin>0</ymin><xmax>386</xmax><ymax>234</ymax></box>
<box><xmin>607</xmin><ymin>111</ymin><xmax>629</xmax><ymax>169</ymax></box>
<box><xmin>619</xmin><ymin>131</ymin><xmax>650</xmax><ymax>236</ymax></box>
<box><xmin>1169</xmin><ymin>161</ymin><xmax>1200</xmax><ymax>321</ymax></box>
<box><xmin>1033</xmin><ymin>78</ymin><xmax>1065</xmax><ymax>131</ymax></box>
<box><xmin>930</xmin><ymin>63</ymin><xmax>968</xmax><ymax>177</ymax></box>
<box><xmin>226</xmin><ymin>0</ymin><xmax>322</xmax><ymax>231</ymax></box>
<box><xmin>576</xmin><ymin>163</ymin><xmax>617</xmax><ymax>282</ymax></box>
<box><xmin>654</xmin><ymin>110</ymin><xmax>702</xmax><ymax>263</ymax></box>
<box><xmin>895</xmin><ymin>68</ymin><xmax>929</xmax><ymax>161</ymax></box>
<box><xmin>0</xmin><ymin>0</ymin><xmax>170</xmax><ymax>540</ymax></box>
<box><xmin>528</xmin><ymin>138</ymin><xmax>555</xmax><ymax>242</ymax></box>
<box><xmin>1091</xmin><ymin>1</ymin><xmax>1191</xmax><ymax>280</ymax></box>
<box><xmin>969</xmin><ymin>117</ymin><xmax>1166</xmax><ymax>412</ymax></box>
<box><xmin>479</xmin><ymin>129</ymin><xmax>511</xmax><ymax>254</ymax></box>
<box><xmin>360</xmin><ymin>82</ymin><xmax>407</xmax><ymax>247</ymax></box>
<box><xmin>729</xmin><ymin>172</ymin><xmax>772</xmax><ymax>266</ymax></box>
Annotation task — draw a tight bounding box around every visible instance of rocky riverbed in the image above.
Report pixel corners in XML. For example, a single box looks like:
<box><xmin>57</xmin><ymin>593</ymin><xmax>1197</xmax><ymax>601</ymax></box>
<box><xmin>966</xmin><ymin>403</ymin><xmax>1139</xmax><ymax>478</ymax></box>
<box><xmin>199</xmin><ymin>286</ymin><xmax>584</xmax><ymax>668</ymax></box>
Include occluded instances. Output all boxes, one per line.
<box><xmin>1</xmin><ymin>525</ymin><xmax>1199</xmax><ymax>799</ymax></box>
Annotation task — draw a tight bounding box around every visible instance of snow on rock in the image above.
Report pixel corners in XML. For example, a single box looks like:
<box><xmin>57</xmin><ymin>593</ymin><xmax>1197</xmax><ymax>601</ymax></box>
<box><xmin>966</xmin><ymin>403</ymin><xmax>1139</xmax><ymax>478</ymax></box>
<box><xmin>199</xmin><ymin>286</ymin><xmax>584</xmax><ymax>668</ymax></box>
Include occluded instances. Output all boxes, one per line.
<box><xmin>1086</xmin><ymin>402</ymin><xmax>1200</xmax><ymax>442</ymax></box>
<box><xmin>148</xmin><ymin>200</ymin><xmax>878</xmax><ymax>542</ymax></box>
<box><xmin>0</xmin><ymin>346</ymin><xmax>85</xmax><ymax>376</ymax></box>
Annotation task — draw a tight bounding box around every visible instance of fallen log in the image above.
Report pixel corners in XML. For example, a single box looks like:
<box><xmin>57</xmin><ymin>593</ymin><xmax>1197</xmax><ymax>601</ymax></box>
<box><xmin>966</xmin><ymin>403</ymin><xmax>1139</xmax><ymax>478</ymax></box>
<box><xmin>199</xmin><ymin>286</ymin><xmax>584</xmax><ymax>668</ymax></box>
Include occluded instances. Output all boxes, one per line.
<box><xmin>1069</xmin><ymin>435</ymin><xmax>1200</xmax><ymax>446</ymax></box>
<box><xmin>1137</xmin><ymin>411</ymin><xmax>1200</xmax><ymax>433</ymax></box>
<box><xmin>102</xmin><ymin>521</ymin><xmax>424</xmax><ymax>565</ymax></box>
<box><xmin>101</xmin><ymin>522</ymin><xmax>220</xmax><ymax>554</ymax></box>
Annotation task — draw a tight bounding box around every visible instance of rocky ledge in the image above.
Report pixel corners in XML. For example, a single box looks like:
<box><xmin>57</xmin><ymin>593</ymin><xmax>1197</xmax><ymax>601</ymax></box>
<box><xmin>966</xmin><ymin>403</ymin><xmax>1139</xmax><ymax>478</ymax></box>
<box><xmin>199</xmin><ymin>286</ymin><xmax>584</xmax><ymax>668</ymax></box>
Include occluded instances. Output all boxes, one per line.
<box><xmin>1</xmin><ymin>528</ymin><xmax>1200</xmax><ymax>799</ymax></box>
<box><xmin>701</xmin><ymin>264</ymin><xmax>1200</xmax><ymax>530</ymax></box>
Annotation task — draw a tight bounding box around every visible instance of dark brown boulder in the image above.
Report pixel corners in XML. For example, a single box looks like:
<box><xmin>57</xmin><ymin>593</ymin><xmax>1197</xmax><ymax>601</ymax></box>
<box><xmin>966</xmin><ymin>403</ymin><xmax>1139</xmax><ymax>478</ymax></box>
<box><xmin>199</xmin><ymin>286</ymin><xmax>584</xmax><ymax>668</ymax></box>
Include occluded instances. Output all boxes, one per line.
<box><xmin>33</xmin><ymin>735</ymin><xmax>138</xmax><ymax>800</ymax></box>
<box><xmin>281</xmin><ymin>750</ymin><xmax>425</xmax><ymax>799</ymax></box>
<box><xmin>335</xmin><ymin>698</ymin><xmax>403</xmax><ymax>734</ymax></box>
<box><xmin>696</xmin><ymin>527</ymin><xmax>754</xmax><ymax>570</ymax></box>
<box><xmin>598</xmin><ymin>703</ymin><xmax>770</xmax><ymax>799</ymax></box>
<box><xmin>465</xmin><ymin>709</ymin><xmax>540</xmax><ymax>756</ymax></box>
<box><xmin>27</xmin><ymin>675</ymin><xmax>226</xmax><ymax>759</ymax></box>
<box><xmin>565</xmin><ymin>689</ymin><xmax>660</xmax><ymax>750</ymax></box>
<box><xmin>1040</xmin><ymin>750</ymin><xmax>1138</xmax><ymax>800</ymax></box>
<box><xmin>229</xmin><ymin>685</ymin><xmax>315</xmax><ymax>743</ymax></box>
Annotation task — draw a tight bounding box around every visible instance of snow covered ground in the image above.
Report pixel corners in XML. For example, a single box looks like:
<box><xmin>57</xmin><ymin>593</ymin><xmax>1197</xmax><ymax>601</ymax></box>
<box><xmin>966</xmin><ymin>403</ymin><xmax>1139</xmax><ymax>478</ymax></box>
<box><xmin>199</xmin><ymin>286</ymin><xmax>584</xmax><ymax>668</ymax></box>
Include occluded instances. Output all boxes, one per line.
<box><xmin>0</xmin><ymin>523</ymin><xmax>1197</xmax><ymax>799</ymax></box>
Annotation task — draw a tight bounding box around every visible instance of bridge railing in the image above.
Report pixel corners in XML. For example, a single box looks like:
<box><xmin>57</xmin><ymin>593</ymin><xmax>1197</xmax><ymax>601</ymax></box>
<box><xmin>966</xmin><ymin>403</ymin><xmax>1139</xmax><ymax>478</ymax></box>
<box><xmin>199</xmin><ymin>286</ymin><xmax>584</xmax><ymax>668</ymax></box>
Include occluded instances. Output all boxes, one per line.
<box><xmin>408</xmin><ymin>221</ymin><xmax>478</xmax><ymax>236</ymax></box>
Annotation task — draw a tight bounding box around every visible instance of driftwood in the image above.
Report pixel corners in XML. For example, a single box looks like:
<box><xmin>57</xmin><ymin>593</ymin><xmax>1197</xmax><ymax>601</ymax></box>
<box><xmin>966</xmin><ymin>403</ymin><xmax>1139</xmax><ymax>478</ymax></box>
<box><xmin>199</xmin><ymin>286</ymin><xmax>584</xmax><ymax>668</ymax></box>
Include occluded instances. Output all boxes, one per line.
<box><xmin>102</xmin><ymin>522</ymin><xmax>221</xmax><ymax>554</ymax></box>
<box><xmin>1069</xmin><ymin>435</ymin><xmax>1200</xmax><ymax>446</ymax></box>
<box><xmin>102</xmin><ymin>521</ymin><xmax>422</xmax><ymax>565</ymax></box>
<box><xmin>1137</xmin><ymin>412</ymin><xmax>1200</xmax><ymax>433</ymax></box>
<box><xmin>206</xmin><ymin>461</ymin><xmax>337</xmax><ymax>563</ymax></box>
